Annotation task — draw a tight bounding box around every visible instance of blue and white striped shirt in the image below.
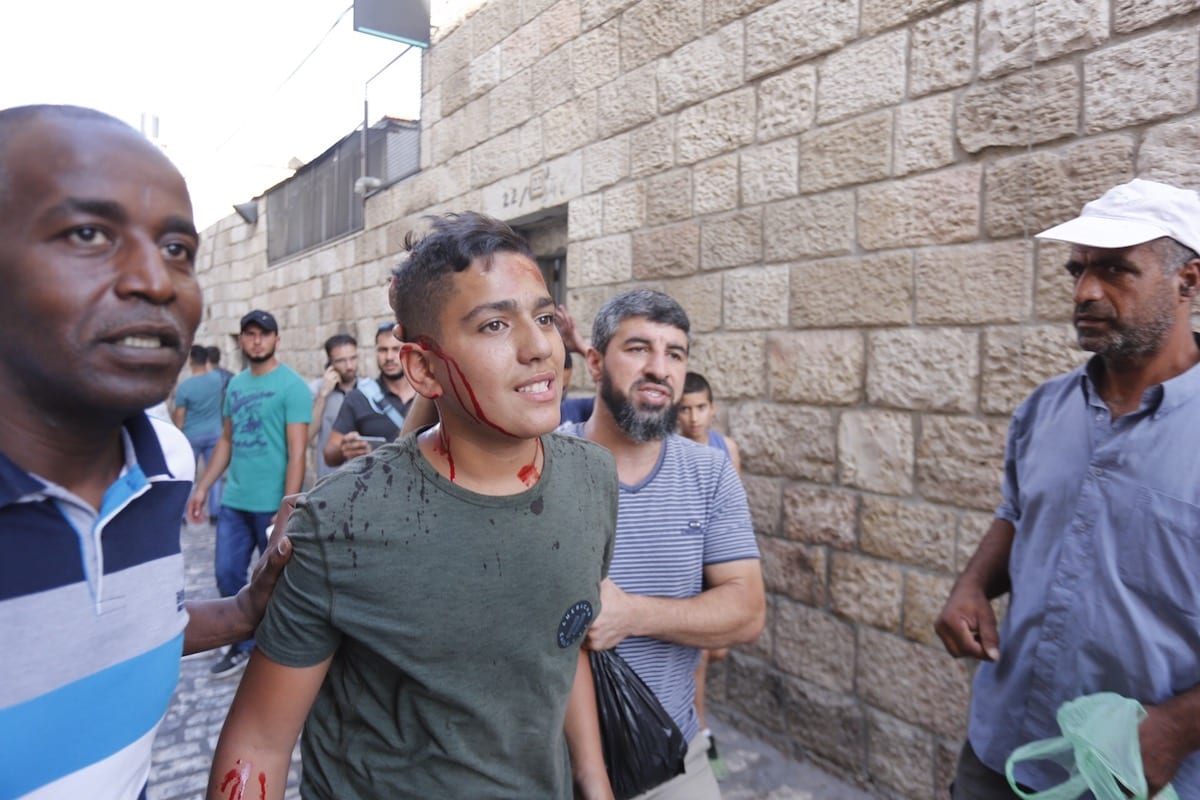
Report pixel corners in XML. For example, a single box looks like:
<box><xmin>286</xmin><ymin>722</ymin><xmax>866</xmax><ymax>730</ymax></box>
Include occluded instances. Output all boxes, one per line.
<box><xmin>0</xmin><ymin>414</ymin><xmax>192</xmax><ymax>799</ymax></box>
<box><xmin>562</xmin><ymin>425</ymin><xmax>759</xmax><ymax>742</ymax></box>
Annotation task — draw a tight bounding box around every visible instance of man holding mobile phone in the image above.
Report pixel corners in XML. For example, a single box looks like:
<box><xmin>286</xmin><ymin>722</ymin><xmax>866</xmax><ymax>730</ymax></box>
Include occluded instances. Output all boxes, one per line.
<box><xmin>323</xmin><ymin>321</ymin><xmax>417</xmax><ymax>468</ymax></box>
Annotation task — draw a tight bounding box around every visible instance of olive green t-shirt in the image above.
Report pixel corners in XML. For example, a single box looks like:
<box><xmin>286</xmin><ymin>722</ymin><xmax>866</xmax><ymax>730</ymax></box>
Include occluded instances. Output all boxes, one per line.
<box><xmin>257</xmin><ymin>432</ymin><xmax>618</xmax><ymax>799</ymax></box>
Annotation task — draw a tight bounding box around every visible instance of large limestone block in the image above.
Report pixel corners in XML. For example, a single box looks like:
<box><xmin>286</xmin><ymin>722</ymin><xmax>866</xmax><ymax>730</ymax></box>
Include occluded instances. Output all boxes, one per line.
<box><xmin>531</xmin><ymin>46</ymin><xmax>574</xmax><ymax>115</ymax></box>
<box><xmin>657</xmin><ymin>21</ymin><xmax>745</xmax><ymax>114</ymax></box>
<box><xmin>838</xmin><ymin>409</ymin><xmax>915</xmax><ymax>495</ymax></box>
<box><xmin>742</xmin><ymin>138</ymin><xmax>800</xmax><ymax>205</ymax></box>
<box><xmin>470</xmin><ymin>0</ymin><xmax>522</xmax><ymax>53</ymax></box>
<box><xmin>524</xmin><ymin>0</ymin><xmax>559</xmax><ymax>23</ymax></box>
<box><xmin>487</xmin><ymin>70</ymin><xmax>534</xmax><ymax>137</ymax></box>
<box><xmin>1140</xmin><ymin>117</ymin><xmax>1200</xmax><ymax>190</ymax></box>
<box><xmin>1035</xmin><ymin>239</ymin><xmax>1075</xmax><ymax>321</ymax></box>
<box><xmin>1085</xmin><ymin>29</ymin><xmax>1199</xmax><ymax>133</ymax></box>
<box><xmin>858</xmin><ymin>167</ymin><xmax>982</xmax><ymax>250</ymax></box>
<box><xmin>790</xmin><ymin>252</ymin><xmax>914</xmax><ymax>328</ymax></box>
<box><xmin>620</xmin><ymin>0</ymin><xmax>703</xmax><ymax>71</ymax></box>
<box><xmin>765</xmin><ymin>190</ymin><xmax>855</xmax><ymax>262</ymax></box>
<box><xmin>596</xmin><ymin>63</ymin><xmax>659</xmax><ymax>139</ymax></box>
<box><xmin>693</xmin><ymin>154</ymin><xmax>739</xmax><ymax>214</ymax></box>
<box><xmin>500</xmin><ymin>19</ymin><xmax>541</xmax><ymax>81</ymax></box>
<box><xmin>774</xmin><ymin>598</ymin><xmax>857</xmax><ymax>692</ymax></box>
<box><xmin>861</xmin><ymin>495</ymin><xmax>957</xmax><ymax>572</ymax></box>
<box><xmin>630</xmin><ymin>117</ymin><xmax>676</xmax><ymax>177</ymax></box>
<box><xmin>781</xmin><ymin>483</ymin><xmax>858</xmax><ymax>549</ymax></box>
<box><xmin>568</xmin><ymin>192</ymin><xmax>604</xmax><ymax>240</ymax></box>
<box><xmin>687</xmin><ymin>333</ymin><xmax>765</xmax><ymax>397</ymax></box>
<box><xmin>862</xmin><ymin>0</ymin><xmax>957</xmax><ymax>35</ymax></box>
<box><xmin>724</xmin><ymin>265</ymin><xmax>789</xmax><ymax>330</ymax></box>
<box><xmin>726</xmin><ymin>653</ymin><xmax>788</xmax><ymax>732</ymax></box>
<box><xmin>1115</xmin><ymin>0</ymin><xmax>1200</xmax><ymax>32</ymax></box>
<box><xmin>768</xmin><ymin>329</ymin><xmax>864</xmax><ymax>405</ymax></box>
<box><xmin>542</xmin><ymin>93</ymin><xmax>598</xmax><ymax>157</ymax></box>
<box><xmin>734</xmin><ymin>402</ymin><xmax>836</xmax><ymax>480</ymax></box>
<box><xmin>759</xmin><ymin>536</ymin><xmax>828</xmax><ymax>606</ymax></box>
<box><xmin>469</xmin><ymin>46</ymin><xmax>502</xmax><ymax>103</ymax></box>
<box><xmin>744</xmin><ymin>0</ymin><xmax>857</xmax><ymax>79</ymax></box>
<box><xmin>957</xmin><ymin>65</ymin><xmax>1080</xmax><ymax>154</ymax></box>
<box><xmin>701</xmin><ymin>208</ymin><xmax>763</xmax><ymax>270</ymax></box>
<box><xmin>539</xmin><ymin>0</ymin><xmax>581</xmax><ymax>55</ymax></box>
<box><xmin>903</xmin><ymin>570</ymin><xmax>954</xmax><ymax>646</ymax></box>
<box><xmin>427</xmin><ymin>24</ymin><xmax>472</xmax><ymax>90</ymax></box>
<box><xmin>568</xmin><ymin>233</ymin><xmax>633</xmax><ymax>286</ymax></box>
<box><xmin>743</xmin><ymin>473</ymin><xmax>784</xmax><ymax>536</ymax></box>
<box><xmin>757</xmin><ymin>63</ymin><xmax>817</xmax><ymax>143</ymax></box>
<box><xmin>910</xmin><ymin>3</ymin><xmax>975</xmax><ymax>97</ymax></box>
<box><xmin>915</xmin><ymin>240</ymin><xmax>1033</xmax><ymax>325</ymax></box>
<box><xmin>645</xmin><ymin>168</ymin><xmax>692</xmax><ymax>226</ymax></box>
<box><xmin>582</xmin><ymin>134</ymin><xmax>630</xmax><ymax>193</ymax></box>
<box><xmin>830</xmin><ymin>552</ymin><xmax>903</xmax><ymax>630</ymax></box>
<box><xmin>984</xmin><ymin>136</ymin><xmax>1134</xmax><ymax>238</ymax></box>
<box><xmin>981</xmin><ymin>324</ymin><xmax>1085</xmax><ymax>415</ymax></box>
<box><xmin>602</xmin><ymin>181</ymin><xmax>646</xmax><ymax>233</ymax></box>
<box><xmin>705</xmin><ymin>0</ymin><xmax>775</xmax><ymax>30</ymax></box>
<box><xmin>780</xmin><ymin>674</ymin><xmax>869</xmax><ymax>774</ymax></box>
<box><xmin>867</xmin><ymin>709</ymin><xmax>937</xmax><ymax>800</ymax></box>
<box><xmin>677</xmin><ymin>88</ymin><xmax>757</xmax><ymax>165</ymax></box>
<box><xmin>857</xmin><ymin>627</ymin><xmax>971</xmax><ymax>739</ymax></box>
<box><xmin>572</xmin><ymin>19</ymin><xmax>621</xmax><ymax>92</ymax></box>
<box><xmin>469</xmin><ymin>128</ymin><xmax>522</xmax><ymax>188</ymax></box>
<box><xmin>632</xmin><ymin>221</ymin><xmax>699</xmax><ymax>279</ymax></box>
<box><xmin>801</xmin><ymin>112</ymin><xmax>892</xmax><ymax>193</ymax></box>
<box><xmin>581</xmin><ymin>0</ymin><xmax>638</xmax><ymax>29</ymax></box>
<box><xmin>895</xmin><ymin>93</ymin><xmax>956</xmax><ymax>176</ymax></box>
<box><xmin>646</xmin><ymin>271</ymin><xmax>723</xmax><ymax>333</ymax></box>
<box><xmin>818</xmin><ymin>30</ymin><xmax>907</xmax><ymax>125</ymax></box>
<box><xmin>917</xmin><ymin>415</ymin><xmax>1006</xmax><ymax>510</ymax></box>
<box><xmin>518</xmin><ymin>117</ymin><xmax>545</xmax><ymax>169</ymax></box>
<box><xmin>979</xmin><ymin>0</ymin><xmax>1109</xmax><ymax>80</ymax></box>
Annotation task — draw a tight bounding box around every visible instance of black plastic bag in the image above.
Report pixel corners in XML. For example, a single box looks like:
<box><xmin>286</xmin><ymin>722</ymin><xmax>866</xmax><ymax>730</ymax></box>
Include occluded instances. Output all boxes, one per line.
<box><xmin>589</xmin><ymin>649</ymin><xmax>688</xmax><ymax>800</ymax></box>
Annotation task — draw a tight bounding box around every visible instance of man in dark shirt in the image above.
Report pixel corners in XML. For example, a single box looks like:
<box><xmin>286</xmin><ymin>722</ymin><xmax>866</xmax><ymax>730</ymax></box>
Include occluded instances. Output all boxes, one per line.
<box><xmin>324</xmin><ymin>322</ymin><xmax>417</xmax><ymax>467</ymax></box>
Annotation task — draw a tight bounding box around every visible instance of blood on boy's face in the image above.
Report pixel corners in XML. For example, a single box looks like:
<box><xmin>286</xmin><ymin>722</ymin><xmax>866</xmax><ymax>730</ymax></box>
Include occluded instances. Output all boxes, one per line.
<box><xmin>425</xmin><ymin>251</ymin><xmax>565</xmax><ymax>443</ymax></box>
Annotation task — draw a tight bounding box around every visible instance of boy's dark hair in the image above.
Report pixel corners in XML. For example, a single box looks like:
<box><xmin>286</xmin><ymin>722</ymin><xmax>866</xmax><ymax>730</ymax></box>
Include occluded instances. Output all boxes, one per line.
<box><xmin>206</xmin><ymin>346</ymin><xmax>222</xmax><ymax>365</ymax></box>
<box><xmin>590</xmin><ymin>289</ymin><xmax>691</xmax><ymax>355</ymax></box>
<box><xmin>189</xmin><ymin>344</ymin><xmax>209</xmax><ymax>365</ymax></box>
<box><xmin>683</xmin><ymin>371</ymin><xmax>713</xmax><ymax>401</ymax></box>
<box><xmin>388</xmin><ymin>212</ymin><xmax>534</xmax><ymax>342</ymax></box>
<box><xmin>323</xmin><ymin>333</ymin><xmax>357</xmax><ymax>359</ymax></box>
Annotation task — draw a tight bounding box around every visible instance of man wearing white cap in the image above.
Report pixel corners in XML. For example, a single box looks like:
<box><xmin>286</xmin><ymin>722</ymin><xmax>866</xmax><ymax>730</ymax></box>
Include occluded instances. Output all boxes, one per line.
<box><xmin>936</xmin><ymin>179</ymin><xmax>1200</xmax><ymax>798</ymax></box>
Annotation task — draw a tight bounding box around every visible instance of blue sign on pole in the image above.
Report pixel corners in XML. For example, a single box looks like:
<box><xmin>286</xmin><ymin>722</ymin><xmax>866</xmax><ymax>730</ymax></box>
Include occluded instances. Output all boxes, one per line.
<box><xmin>354</xmin><ymin>0</ymin><xmax>430</xmax><ymax>47</ymax></box>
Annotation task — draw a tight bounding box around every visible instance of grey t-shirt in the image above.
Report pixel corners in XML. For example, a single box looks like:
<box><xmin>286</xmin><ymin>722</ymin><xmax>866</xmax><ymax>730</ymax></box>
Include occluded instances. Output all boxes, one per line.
<box><xmin>257</xmin><ymin>432</ymin><xmax>618</xmax><ymax>799</ymax></box>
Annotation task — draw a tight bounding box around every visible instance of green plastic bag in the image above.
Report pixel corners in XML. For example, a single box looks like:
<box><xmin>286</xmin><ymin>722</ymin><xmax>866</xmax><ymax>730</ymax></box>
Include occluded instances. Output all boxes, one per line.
<box><xmin>1005</xmin><ymin>692</ymin><xmax>1180</xmax><ymax>800</ymax></box>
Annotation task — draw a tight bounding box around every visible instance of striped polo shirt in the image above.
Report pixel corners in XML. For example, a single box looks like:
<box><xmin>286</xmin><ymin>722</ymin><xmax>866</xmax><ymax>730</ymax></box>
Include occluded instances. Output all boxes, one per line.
<box><xmin>561</xmin><ymin>425</ymin><xmax>759</xmax><ymax>743</ymax></box>
<box><xmin>0</xmin><ymin>414</ymin><xmax>193</xmax><ymax>799</ymax></box>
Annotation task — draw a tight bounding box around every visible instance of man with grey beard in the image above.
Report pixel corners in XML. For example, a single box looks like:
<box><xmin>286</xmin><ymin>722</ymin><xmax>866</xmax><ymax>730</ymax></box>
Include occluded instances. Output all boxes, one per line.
<box><xmin>561</xmin><ymin>289</ymin><xmax>765</xmax><ymax>800</ymax></box>
<box><xmin>936</xmin><ymin>179</ymin><xmax>1200</xmax><ymax>798</ymax></box>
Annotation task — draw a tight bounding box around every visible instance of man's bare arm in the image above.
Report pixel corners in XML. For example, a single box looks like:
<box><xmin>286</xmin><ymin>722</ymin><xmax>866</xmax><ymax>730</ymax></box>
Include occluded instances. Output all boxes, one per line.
<box><xmin>585</xmin><ymin>559</ymin><xmax>765</xmax><ymax>651</ymax></box>
<box><xmin>934</xmin><ymin>517</ymin><xmax>1014</xmax><ymax>662</ymax></box>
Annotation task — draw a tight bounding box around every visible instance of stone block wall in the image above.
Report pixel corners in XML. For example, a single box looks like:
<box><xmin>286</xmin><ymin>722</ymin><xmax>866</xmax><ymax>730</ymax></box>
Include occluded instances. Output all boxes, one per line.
<box><xmin>193</xmin><ymin>0</ymin><xmax>1200</xmax><ymax>796</ymax></box>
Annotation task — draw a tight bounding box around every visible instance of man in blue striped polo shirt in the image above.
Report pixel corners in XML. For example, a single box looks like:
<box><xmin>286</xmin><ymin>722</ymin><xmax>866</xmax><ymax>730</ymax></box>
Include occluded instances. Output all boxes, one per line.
<box><xmin>0</xmin><ymin>104</ymin><xmax>289</xmax><ymax>800</ymax></box>
<box><xmin>564</xmin><ymin>289</ymin><xmax>765</xmax><ymax>800</ymax></box>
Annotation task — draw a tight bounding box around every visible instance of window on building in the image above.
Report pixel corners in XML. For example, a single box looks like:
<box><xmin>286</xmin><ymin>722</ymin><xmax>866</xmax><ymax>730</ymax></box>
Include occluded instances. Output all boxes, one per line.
<box><xmin>266</xmin><ymin>118</ymin><xmax>420</xmax><ymax>264</ymax></box>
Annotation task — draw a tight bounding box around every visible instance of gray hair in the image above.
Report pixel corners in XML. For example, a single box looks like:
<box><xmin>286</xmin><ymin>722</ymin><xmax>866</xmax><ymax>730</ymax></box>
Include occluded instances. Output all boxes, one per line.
<box><xmin>590</xmin><ymin>289</ymin><xmax>691</xmax><ymax>354</ymax></box>
<box><xmin>1152</xmin><ymin>237</ymin><xmax>1199</xmax><ymax>275</ymax></box>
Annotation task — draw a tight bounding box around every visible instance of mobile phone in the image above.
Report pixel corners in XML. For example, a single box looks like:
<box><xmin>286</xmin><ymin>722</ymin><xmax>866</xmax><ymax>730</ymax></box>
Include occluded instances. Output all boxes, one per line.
<box><xmin>361</xmin><ymin>435</ymin><xmax>387</xmax><ymax>451</ymax></box>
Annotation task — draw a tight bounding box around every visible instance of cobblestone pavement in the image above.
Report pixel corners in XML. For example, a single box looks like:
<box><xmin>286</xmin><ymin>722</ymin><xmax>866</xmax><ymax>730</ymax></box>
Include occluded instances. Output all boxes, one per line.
<box><xmin>148</xmin><ymin>520</ymin><xmax>874</xmax><ymax>800</ymax></box>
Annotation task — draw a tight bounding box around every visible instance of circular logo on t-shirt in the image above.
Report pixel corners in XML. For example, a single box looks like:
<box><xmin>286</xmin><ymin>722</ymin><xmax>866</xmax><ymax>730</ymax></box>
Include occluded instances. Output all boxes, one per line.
<box><xmin>557</xmin><ymin>600</ymin><xmax>594</xmax><ymax>648</ymax></box>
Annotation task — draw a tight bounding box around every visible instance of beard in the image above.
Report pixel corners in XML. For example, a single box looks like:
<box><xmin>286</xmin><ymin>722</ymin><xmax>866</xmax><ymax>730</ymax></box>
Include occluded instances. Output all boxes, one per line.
<box><xmin>599</xmin><ymin>371</ymin><xmax>679</xmax><ymax>443</ymax></box>
<box><xmin>380</xmin><ymin>363</ymin><xmax>404</xmax><ymax>381</ymax></box>
<box><xmin>1075</xmin><ymin>290</ymin><xmax>1176</xmax><ymax>361</ymax></box>
<box><xmin>244</xmin><ymin>343</ymin><xmax>276</xmax><ymax>365</ymax></box>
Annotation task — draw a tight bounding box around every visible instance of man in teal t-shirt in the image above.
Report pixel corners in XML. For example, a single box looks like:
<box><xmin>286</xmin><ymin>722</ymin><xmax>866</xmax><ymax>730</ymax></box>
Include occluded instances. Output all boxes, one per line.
<box><xmin>187</xmin><ymin>309</ymin><xmax>310</xmax><ymax>676</ymax></box>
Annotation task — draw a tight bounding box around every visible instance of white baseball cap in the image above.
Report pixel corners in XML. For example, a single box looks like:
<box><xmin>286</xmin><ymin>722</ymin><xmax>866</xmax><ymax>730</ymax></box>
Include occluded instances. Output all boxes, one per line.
<box><xmin>1036</xmin><ymin>178</ymin><xmax>1200</xmax><ymax>256</ymax></box>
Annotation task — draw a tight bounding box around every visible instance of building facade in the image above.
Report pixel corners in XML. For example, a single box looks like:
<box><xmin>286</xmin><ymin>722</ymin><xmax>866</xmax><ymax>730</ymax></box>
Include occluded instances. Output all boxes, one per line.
<box><xmin>193</xmin><ymin>0</ymin><xmax>1200</xmax><ymax>796</ymax></box>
